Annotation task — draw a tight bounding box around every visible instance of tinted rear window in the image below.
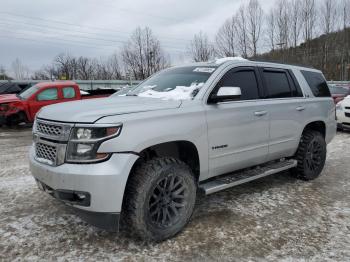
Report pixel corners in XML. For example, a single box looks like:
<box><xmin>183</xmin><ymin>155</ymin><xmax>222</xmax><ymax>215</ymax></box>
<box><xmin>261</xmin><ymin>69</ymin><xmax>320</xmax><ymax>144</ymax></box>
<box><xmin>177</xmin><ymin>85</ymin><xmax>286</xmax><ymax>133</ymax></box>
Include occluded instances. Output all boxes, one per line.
<box><xmin>301</xmin><ymin>70</ymin><xmax>331</xmax><ymax>97</ymax></box>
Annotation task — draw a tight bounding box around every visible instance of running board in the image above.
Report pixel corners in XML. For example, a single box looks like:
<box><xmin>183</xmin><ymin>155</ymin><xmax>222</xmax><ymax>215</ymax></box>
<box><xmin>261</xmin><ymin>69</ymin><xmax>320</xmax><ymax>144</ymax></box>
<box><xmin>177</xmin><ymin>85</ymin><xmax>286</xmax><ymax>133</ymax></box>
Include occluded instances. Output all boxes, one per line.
<box><xmin>199</xmin><ymin>159</ymin><xmax>298</xmax><ymax>195</ymax></box>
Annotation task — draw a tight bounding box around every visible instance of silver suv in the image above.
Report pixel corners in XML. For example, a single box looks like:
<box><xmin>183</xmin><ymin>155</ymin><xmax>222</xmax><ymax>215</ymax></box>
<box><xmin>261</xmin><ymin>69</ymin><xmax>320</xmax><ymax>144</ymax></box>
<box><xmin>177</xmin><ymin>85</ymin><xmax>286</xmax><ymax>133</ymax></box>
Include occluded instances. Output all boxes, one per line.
<box><xmin>29</xmin><ymin>58</ymin><xmax>336</xmax><ymax>241</ymax></box>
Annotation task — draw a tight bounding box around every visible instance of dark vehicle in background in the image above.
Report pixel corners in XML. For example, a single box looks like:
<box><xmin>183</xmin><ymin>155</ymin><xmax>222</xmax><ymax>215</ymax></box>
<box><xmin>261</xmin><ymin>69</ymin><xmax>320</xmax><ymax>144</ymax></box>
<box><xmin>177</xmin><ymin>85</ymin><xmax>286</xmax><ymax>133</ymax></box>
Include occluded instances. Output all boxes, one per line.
<box><xmin>329</xmin><ymin>84</ymin><xmax>350</xmax><ymax>104</ymax></box>
<box><xmin>0</xmin><ymin>82</ymin><xmax>31</xmax><ymax>95</ymax></box>
<box><xmin>0</xmin><ymin>81</ymin><xmax>113</xmax><ymax>126</ymax></box>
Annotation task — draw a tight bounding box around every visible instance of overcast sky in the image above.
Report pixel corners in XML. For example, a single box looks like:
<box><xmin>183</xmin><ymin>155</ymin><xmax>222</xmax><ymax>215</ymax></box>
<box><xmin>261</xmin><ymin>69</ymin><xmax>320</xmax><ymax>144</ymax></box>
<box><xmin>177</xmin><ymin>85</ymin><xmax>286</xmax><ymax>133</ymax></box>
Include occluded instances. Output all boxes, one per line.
<box><xmin>0</xmin><ymin>0</ymin><xmax>275</xmax><ymax>74</ymax></box>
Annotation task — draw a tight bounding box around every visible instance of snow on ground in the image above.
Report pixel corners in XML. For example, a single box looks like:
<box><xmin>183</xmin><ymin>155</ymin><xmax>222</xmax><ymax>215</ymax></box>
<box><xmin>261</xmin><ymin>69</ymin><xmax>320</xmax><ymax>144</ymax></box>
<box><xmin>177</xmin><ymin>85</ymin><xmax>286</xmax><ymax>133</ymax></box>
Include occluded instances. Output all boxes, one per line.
<box><xmin>0</xmin><ymin>128</ymin><xmax>349</xmax><ymax>261</ymax></box>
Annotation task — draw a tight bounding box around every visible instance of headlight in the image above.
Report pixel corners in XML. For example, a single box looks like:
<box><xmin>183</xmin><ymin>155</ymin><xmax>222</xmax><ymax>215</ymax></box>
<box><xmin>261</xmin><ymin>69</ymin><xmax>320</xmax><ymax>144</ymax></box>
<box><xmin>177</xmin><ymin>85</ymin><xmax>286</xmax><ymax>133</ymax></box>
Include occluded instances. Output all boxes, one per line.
<box><xmin>66</xmin><ymin>125</ymin><xmax>121</xmax><ymax>163</ymax></box>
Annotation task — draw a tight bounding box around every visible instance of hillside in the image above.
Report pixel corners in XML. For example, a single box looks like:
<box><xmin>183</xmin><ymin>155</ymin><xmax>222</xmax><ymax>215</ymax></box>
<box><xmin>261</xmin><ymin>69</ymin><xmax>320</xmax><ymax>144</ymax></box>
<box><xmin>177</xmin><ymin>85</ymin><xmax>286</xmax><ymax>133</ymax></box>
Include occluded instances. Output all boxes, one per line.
<box><xmin>256</xmin><ymin>28</ymin><xmax>350</xmax><ymax>81</ymax></box>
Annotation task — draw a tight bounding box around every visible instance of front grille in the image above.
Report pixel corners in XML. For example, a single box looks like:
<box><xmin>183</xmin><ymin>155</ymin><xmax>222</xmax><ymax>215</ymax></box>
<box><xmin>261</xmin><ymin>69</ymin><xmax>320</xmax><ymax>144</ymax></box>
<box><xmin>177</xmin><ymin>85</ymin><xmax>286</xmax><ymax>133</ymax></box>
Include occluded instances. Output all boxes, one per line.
<box><xmin>37</xmin><ymin>121</ymin><xmax>63</xmax><ymax>136</ymax></box>
<box><xmin>35</xmin><ymin>142</ymin><xmax>57</xmax><ymax>165</ymax></box>
<box><xmin>345</xmin><ymin>107</ymin><xmax>350</xmax><ymax>110</ymax></box>
<box><xmin>345</xmin><ymin>112</ymin><xmax>350</xmax><ymax>118</ymax></box>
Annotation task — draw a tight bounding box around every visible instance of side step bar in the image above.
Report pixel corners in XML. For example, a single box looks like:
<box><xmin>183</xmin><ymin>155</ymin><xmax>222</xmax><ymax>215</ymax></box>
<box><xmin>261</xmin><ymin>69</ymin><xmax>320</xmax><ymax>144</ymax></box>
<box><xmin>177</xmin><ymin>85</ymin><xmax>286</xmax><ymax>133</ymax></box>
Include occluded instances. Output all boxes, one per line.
<box><xmin>199</xmin><ymin>159</ymin><xmax>298</xmax><ymax>195</ymax></box>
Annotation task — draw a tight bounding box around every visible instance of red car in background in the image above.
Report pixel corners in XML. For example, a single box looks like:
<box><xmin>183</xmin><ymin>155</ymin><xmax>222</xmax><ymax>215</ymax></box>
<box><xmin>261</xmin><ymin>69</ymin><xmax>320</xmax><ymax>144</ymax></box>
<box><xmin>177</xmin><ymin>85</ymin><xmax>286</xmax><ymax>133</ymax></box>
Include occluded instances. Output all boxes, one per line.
<box><xmin>0</xmin><ymin>81</ymin><xmax>112</xmax><ymax>126</ymax></box>
<box><xmin>329</xmin><ymin>84</ymin><xmax>350</xmax><ymax>104</ymax></box>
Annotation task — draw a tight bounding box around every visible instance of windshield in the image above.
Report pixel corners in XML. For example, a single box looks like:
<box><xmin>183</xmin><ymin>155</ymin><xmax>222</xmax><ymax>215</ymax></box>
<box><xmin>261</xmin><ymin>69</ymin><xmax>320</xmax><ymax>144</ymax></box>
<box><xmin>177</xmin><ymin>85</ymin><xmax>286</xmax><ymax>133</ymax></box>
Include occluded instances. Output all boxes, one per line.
<box><xmin>18</xmin><ymin>84</ymin><xmax>40</xmax><ymax>100</ymax></box>
<box><xmin>118</xmin><ymin>66</ymin><xmax>217</xmax><ymax>100</ymax></box>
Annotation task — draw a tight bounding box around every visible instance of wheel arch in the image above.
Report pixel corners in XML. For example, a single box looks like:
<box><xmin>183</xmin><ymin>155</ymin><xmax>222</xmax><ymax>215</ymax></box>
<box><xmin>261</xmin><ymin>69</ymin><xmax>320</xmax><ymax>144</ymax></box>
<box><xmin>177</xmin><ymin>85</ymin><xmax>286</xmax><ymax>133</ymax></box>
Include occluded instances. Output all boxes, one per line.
<box><xmin>302</xmin><ymin>120</ymin><xmax>326</xmax><ymax>138</ymax></box>
<box><xmin>131</xmin><ymin>140</ymin><xmax>200</xmax><ymax>181</ymax></box>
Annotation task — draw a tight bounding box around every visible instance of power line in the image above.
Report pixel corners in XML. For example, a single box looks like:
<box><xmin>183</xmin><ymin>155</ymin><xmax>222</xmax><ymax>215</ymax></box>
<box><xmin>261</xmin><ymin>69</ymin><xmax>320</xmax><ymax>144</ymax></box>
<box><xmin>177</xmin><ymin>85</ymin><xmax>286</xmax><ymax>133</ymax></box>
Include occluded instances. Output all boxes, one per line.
<box><xmin>0</xmin><ymin>12</ymin><xmax>194</xmax><ymax>43</ymax></box>
<box><xmin>0</xmin><ymin>20</ymin><xmax>188</xmax><ymax>50</ymax></box>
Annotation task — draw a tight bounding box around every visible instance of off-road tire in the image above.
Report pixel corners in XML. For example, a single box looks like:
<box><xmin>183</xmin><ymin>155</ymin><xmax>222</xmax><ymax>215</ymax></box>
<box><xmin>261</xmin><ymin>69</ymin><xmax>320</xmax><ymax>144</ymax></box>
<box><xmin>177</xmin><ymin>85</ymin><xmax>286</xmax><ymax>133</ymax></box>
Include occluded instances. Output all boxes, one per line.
<box><xmin>292</xmin><ymin>130</ymin><xmax>327</xmax><ymax>181</ymax></box>
<box><xmin>123</xmin><ymin>157</ymin><xmax>197</xmax><ymax>241</ymax></box>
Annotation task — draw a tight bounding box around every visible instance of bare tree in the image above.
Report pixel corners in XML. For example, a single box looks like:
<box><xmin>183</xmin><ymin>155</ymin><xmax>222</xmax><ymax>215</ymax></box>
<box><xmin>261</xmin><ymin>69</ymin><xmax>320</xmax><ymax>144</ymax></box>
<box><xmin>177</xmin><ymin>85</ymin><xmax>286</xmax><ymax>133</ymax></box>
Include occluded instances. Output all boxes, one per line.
<box><xmin>320</xmin><ymin>0</ymin><xmax>338</xmax><ymax>35</ymax></box>
<box><xmin>11</xmin><ymin>58</ymin><xmax>30</xmax><ymax>80</ymax></box>
<box><xmin>76</xmin><ymin>56</ymin><xmax>95</xmax><ymax>80</ymax></box>
<box><xmin>246</xmin><ymin>0</ymin><xmax>263</xmax><ymax>56</ymax></box>
<box><xmin>215</xmin><ymin>16</ymin><xmax>236</xmax><ymax>57</ymax></box>
<box><xmin>54</xmin><ymin>53</ymin><xmax>76</xmax><ymax>80</ymax></box>
<box><xmin>275</xmin><ymin>0</ymin><xmax>290</xmax><ymax>49</ymax></box>
<box><xmin>301</xmin><ymin>0</ymin><xmax>317</xmax><ymax>42</ymax></box>
<box><xmin>266</xmin><ymin>9</ymin><xmax>277</xmax><ymax>51</ymax></box>
<box><xmin>288</xmin><ymin>0</ymin><xmax>302</xmax><ymax>48</ymax></box>
<box><xmin>341</xmin><ymin>0</ymin><xmax>350</xmax><ymax>29</ymax></box>
<box><xmin>105</xmin><ymin>53</ymin><xmax>123</xmax><ymax>79</ymax></box>
<box><xmin>0</xmin><ymin>65</ymin><xmax>9</xmax><ymax>80</ymax></box>
<box><xmin>188</xmin><ymin>31</ymin><xmax>214</xmax><ymax>62</ymax></box>
<box><xmin>235</xmin><ymin>5</ymin><xmax>249</xmax><ymax>58</ymax></box>
<box><xmin>122</xmin><ymin>27</ymin><xmax>169</xmax><ymax>80</ymax></box>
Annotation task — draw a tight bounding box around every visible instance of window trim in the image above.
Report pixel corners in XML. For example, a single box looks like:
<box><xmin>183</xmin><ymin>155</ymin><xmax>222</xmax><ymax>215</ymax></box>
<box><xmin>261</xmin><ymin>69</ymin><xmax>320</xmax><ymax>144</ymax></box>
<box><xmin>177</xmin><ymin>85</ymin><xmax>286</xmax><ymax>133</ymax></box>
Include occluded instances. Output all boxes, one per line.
<box><xmin>207</xmin><ymin>66</ymin><xmax>263</xmax><ymax>104</ymax></box>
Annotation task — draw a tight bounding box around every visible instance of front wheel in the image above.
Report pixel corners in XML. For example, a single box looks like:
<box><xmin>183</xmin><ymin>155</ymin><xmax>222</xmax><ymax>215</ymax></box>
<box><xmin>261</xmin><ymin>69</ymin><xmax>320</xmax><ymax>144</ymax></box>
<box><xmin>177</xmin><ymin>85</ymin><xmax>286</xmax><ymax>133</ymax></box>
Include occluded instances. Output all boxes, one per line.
<box><xmin>293</xmin><ymin>130</ymin><xmax>327</xmax><ymax>180</ymax></box>
<box><xmin>123</xmin><ymin>157</ymin><xmax>197</xmax><ymax>241</ymax></box>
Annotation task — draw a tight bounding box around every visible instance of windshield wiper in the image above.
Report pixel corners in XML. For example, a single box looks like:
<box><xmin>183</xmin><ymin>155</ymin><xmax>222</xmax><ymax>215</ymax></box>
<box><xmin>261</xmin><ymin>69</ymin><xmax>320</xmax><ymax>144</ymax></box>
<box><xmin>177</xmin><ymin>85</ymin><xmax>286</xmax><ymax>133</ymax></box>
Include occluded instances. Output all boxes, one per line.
<box><xmin>126</xmin><ymin>94</ymin><xmax>138</xmax><ymax>96</ymax></box>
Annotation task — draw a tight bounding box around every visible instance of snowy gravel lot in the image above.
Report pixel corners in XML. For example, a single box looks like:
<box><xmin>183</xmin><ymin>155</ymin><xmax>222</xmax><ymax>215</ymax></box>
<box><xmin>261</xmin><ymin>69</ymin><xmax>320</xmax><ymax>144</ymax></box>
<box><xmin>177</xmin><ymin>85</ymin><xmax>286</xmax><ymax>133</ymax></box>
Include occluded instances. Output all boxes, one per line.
<box><xmin>0</xmin><ymin>127</ymin><xmax>349</xmax><ymax>261</ymax></box>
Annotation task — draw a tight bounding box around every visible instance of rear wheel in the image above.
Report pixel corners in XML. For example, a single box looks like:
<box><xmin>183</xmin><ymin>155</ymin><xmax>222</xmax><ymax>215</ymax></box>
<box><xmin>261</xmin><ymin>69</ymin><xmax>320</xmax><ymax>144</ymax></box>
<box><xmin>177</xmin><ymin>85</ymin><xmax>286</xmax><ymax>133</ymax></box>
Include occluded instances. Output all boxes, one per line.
<box><xmin>293</xmin><ymin>130</ymin><xmax>327</xmax><ymax>180</ymax></box>
<box><xmin>123</xmin><ymin>157</ymin><xmax>197</xmax><ymax>241</ymax></box>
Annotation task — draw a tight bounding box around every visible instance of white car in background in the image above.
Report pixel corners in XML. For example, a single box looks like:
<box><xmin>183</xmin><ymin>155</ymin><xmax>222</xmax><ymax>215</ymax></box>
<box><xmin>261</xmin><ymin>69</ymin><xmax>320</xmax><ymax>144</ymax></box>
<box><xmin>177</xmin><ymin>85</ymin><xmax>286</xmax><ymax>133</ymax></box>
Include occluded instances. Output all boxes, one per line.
<box><xmin>336</xmin><ymin>95</ymin><xmax>350</xmax><ymax>130</ymax></box>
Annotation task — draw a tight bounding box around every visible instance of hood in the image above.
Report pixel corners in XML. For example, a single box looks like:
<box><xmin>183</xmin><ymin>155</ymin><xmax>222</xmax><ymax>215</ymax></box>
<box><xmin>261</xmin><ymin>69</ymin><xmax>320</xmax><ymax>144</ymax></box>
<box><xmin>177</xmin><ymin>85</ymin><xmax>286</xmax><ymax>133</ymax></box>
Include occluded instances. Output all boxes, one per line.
<box><xmin>38</xmin><ymin>96</ymin><xmax>182</xmax><ymax>123</ymax></box>
<box><xmin>0</xmin><ymin>94</ymin><xmax>20</xmax><ymax>104</ymax></box>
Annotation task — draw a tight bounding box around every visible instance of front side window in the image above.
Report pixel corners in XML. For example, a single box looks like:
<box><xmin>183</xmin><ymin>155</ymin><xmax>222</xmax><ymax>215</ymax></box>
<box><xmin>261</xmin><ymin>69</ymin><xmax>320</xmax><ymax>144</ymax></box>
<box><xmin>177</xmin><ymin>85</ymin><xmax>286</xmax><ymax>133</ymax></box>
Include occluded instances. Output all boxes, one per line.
<box><xmin>37</xmin><ymin>88</ymin><xmax>58</xmax><ymax>101</ymax></box>
<box><xmin>218</xmin><ymin>69</ymin><xmax>259</xmax><ymax>100</ymax></box>
<box><xmin>118</xmin><ymin>66</ymin><xmax>218</xmax><ymax>100</ymax></box>
<box><xmin>63</xmin><ymin>87</ymin><xmax>76</xmax><ymax>99</ymax></box>
<box><xmin>263</xmin><ymin>70</ymin><xmax>292</xmax><ymax>98</ymax></box>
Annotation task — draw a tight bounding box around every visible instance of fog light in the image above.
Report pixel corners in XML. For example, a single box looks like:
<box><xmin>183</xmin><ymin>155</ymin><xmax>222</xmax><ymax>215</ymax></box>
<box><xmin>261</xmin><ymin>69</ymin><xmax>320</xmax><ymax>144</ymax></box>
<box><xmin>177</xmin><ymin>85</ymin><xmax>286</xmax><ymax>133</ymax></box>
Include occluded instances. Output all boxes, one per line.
<box><xmin>76</xmin><ymin>193</ymin><xmax>86</xmax><ymax>200</ymax></box>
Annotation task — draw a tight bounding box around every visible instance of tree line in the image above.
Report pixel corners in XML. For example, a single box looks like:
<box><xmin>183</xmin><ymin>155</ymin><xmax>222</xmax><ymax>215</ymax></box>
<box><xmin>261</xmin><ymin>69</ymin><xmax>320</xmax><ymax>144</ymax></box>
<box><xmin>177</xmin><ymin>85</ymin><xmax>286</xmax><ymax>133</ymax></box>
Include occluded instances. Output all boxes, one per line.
<box><xmin>2</xmin><ymin>0</ymin><xmax>350</xmax><ymax>81</ymax></box>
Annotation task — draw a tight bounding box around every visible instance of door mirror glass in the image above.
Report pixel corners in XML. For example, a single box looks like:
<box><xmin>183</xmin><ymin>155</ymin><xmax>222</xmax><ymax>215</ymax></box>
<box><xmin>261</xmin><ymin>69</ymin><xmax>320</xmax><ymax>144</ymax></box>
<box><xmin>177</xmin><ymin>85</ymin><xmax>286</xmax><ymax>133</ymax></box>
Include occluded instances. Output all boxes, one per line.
<box><xmin>210</xmin><ymin>86</ymin><xmax>241</xmax><ymax>103</ymax></box>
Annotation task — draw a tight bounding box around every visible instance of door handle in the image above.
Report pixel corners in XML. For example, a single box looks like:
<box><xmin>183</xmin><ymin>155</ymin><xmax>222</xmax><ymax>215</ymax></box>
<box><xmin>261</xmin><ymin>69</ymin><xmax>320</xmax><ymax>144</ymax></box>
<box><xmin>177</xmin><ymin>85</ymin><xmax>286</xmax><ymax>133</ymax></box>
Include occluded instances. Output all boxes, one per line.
<box><xmin>254</xmin><ymin>111</ymin><xmax>267</xmax><ymax>117</ymax></box>
<box><xmin>296</xmin><ymin>106</ymin><xmax>306</xmax><ymax>111</ymax></box>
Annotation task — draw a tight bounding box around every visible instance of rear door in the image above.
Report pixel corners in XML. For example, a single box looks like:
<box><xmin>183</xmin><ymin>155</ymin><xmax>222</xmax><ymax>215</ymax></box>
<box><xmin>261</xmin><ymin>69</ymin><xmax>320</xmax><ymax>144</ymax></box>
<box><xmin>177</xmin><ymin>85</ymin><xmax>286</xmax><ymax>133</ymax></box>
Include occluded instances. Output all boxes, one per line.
<box><xmin>206</xmin><ymin>66</ymin><xmax>270</xmax><ymax>177</ymax></box>
<box><xmin>259</xmin><ymin>67</ymin><xmax>307</xmax><ymax>161</ymax></box>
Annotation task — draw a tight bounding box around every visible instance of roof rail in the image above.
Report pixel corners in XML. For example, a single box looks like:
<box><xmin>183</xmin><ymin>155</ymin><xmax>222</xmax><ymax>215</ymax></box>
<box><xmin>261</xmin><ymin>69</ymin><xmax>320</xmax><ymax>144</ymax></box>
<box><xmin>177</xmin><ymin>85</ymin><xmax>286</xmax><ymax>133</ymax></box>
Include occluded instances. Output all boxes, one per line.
<box><xmin>249</xmin><ymin>58</ymin><xmax>315</xmax><ymax>69</ymax></box>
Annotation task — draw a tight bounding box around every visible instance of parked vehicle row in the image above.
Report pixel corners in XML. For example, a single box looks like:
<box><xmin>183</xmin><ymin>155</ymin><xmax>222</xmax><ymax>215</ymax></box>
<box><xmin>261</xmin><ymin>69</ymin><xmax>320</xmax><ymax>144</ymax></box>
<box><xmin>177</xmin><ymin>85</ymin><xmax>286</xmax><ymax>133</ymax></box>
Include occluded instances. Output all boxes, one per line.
<box><xmin>329</xmin><ymin>83</ymin><xmax>350</xmax><ymax>104</ymax></box>
<box><xmin>336</xmin><ymin>95</ymin><xmax>350</xmax><ymax>130</ymax></box>
<box><xmin>29</xmin><ymin>58</ymin><xmax>336</xmax><ymax>241</ymax></box>
<box><xmin>0</xmin><ymin>81</ymin><xmax>113</xmax><ymax>126</ymax></box>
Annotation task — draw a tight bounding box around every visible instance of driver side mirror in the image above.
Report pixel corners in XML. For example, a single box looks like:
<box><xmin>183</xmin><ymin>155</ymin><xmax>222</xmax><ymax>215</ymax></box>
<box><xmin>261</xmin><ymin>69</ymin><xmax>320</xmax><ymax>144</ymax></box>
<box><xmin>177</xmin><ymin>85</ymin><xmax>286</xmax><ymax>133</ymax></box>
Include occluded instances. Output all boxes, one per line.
<box><xmin>209</xmin><ymin>86</ymin><xmax>242</xmax><ymax>103</ymax></box>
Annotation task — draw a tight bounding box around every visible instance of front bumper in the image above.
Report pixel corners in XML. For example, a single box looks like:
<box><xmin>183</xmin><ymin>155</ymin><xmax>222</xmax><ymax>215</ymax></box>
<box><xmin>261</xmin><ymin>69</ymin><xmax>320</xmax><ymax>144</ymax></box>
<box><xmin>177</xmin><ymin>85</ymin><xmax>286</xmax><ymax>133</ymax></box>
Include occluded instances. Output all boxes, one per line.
<box><xmin>29</xmin><ymin>147</ymin><xmax>138</xmax><ymax>230</ymax></box>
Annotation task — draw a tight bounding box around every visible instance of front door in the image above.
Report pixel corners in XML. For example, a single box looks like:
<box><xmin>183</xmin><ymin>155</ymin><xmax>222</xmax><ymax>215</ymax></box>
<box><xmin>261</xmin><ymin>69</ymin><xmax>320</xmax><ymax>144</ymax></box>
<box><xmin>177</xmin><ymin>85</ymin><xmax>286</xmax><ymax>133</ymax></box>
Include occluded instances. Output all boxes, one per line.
<box><xmin>206</xmin><ymin>67</ymin><xmax>270</xmax><ymax>178</ymax></box>
<box><xmin>29</xmin><ymin>87</ymin><xmax>60</xmax><ymax>120</ymax></box>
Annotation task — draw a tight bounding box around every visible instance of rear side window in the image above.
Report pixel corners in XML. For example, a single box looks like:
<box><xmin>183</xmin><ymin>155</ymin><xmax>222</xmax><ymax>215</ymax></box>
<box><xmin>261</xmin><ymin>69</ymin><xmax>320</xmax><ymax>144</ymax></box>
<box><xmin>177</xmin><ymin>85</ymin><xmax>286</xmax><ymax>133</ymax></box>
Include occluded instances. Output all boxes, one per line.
<box><xmin>301</xmin><ymin>70</ymin><xmax>331</xmax><ymax>97</ymax></box>
<box><xmin>63</xmin><ymin>87</ymin><xmax>76</xmax><ymax>99</ymax></box>
<box><xmin>263</xmin><ymin>70</ymin><xmax>292</xmax><ymax>98</ymax></box>
<box><xmin>220</xmin><ymin>69</ymin><xmax>259</xmax><ymax>100</ymax></box>
<box><xmin>37</xmin><ymin>88</ymin><xmax>58</xmax><ymax>101</ymax></box>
